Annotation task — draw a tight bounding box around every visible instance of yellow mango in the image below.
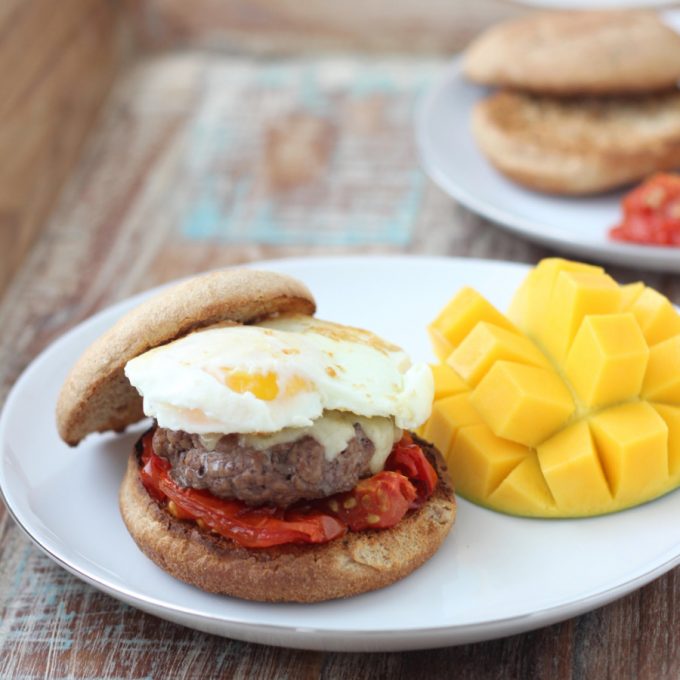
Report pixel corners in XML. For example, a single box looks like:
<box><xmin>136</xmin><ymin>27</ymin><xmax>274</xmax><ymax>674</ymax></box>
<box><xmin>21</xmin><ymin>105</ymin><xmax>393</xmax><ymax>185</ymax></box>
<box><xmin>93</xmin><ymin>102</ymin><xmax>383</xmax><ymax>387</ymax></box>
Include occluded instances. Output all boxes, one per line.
<box><xmin>447</xmin><ymin>321</ymin><xmax>549</xmax><ymax>387</ymax></box>
<box><xmin>564</xmin><ymin>314</ymin><xmax>649</xmax><ymax>408</ymax></box>
<box><xmin>430</xmin><ymin>363</ymin><xmax>468</xmax><ymax>401</ymax></box>
<box><xmin>428</xmin><ymin>287</ymin><xmax>517</xmax><ymax>361</ymax></box>
<box><xmin>541</xmin><ymin>270</ymin><xmax>621</xmax><ymax>362</ymax></box>
<box><xmin>488</xmin><ymin>455</ymin><xmax>556</xmax><ymax>516</ymax></box>
<box><xmin>629</xmin><ymin>287</ymin><xmax>680</xmax><ymax>346</ymax></box>
<box><xmin>471</xmin><ymin>361</ymin><xmax>574</xmax><ymax>447</ymax></box>
<box><xmin>537</xmin><ymin>421</ymin><xmax>612</xmax><ymax>514</ymax></box>
<box><xmin>421</xmin><ymin>392</ymin><xmax>482</xmax><ymax>457</ymax></box>
<box><xmin>619</xmin><ymin>282</ymin><xmax>645</xmax><ymax>310</ymax></box>
<box><xmin>509</xmin><ymin>258</ymin><xmax>602</xmax><ymax>339</ymax></box>
<box><xmin>652</xmin><ymin>404</ymin><xmax>680</xmax><ymax>477</ymax></box>
<box><xmin>641</xmin><ymin>335</ymin><xmax>680</xmax><ymax>403</ymax></box>
<box><xmin>429</xmin><ymin>330</ymin><xmax>454</xmax><ymax>363</ymax></box>
<box><xmin>589</xmin><ymin>402</ymin><xmax>668</xmax><ymax>504</ymax></box>
<box><xmin>424</xmin><ymin>257</ymin><xmax>680</xmax><ymax>518</ymax></box>
<box><xmin>448</xmin><ymin>424</ymin><xmax>529</xmax><ymax>503</ymax></box>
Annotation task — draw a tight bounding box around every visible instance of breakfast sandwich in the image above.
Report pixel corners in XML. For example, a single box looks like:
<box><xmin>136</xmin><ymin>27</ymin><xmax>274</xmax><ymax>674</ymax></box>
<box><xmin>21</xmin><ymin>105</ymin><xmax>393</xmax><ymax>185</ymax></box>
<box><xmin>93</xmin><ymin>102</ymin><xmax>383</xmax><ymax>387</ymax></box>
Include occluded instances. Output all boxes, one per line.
<box><xmin>56</xmin><ymin>269</ymin><xmax>455</xmax><ymax>602</ymax></box>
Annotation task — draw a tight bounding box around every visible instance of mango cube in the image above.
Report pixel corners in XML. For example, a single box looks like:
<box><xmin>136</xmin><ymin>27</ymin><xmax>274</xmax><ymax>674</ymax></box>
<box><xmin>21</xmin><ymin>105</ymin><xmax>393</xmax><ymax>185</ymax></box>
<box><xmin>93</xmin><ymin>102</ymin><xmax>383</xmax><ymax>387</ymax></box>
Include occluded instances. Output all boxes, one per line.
<box><xmin>564</xmin><ymin>314</ymin><xmax>649</xmax><ymax>408</ymax></box>
<box><xmin>448</xmin><ymin>424</ymin><xmax>529</xmax><ymax>502</ymax></box>
<box><xmin>642</xmin><ymin>336</ymin><xmax>680</xmax><ymax>403</ymax></box>
<box><xmin>488</xmin><ymin>455</ymin><xmax>556</xmax><ymax>516</ymax></box>
<box><xmin>537</xmin><ymin>421</ymin><xmax>612</xmax><ymax>513</ymax></box>
<box><xmin>541</xmin><ymin>270</ymin><xmax>621</xmax><ymax>362</ymax></box>
<box><xmin>629</xmin><ymin>287</ymin><xmax>680</xmax><ymax>346</ymax></box>
<box><xmin>447</xmin><ymin>322</ymin><xmax>549</xmax><ymax>387</ymax></box>
<box><xmin>471</xmin><ymin>361</ymin><xmax>574</xmax><ymax>447</ymax></box>
<box><xmin>430</xmin><ymin>363</ymin><xmax>468</xmax><ymax>401</ymax></box>
<box><xmin>421</xmin><ymin>392</ymin><xmax>482</xmax><ymax>456</ymax></box>
<box><xmin>619</xmin><ymin>282</ymin><xmax>644</xmax><ymax>311</ymax></box>
<box><xmin>652</xmin><ymin>404</ymin><xmax>680</xmax><ymax>477</ymax></box>
<box><xmin>509</xmin><ymin>258</ymin><xmax>602</xmax><ymax>339</ymax></box>
<box><xmin>589</xmin><ymin>402</ymin><xmax>668</xmax><ymax>503</ymax></box>
<box><xmin>428</xmin><ymin>287</ymin><xmax>517</xmax><ymax>361</ymax></box>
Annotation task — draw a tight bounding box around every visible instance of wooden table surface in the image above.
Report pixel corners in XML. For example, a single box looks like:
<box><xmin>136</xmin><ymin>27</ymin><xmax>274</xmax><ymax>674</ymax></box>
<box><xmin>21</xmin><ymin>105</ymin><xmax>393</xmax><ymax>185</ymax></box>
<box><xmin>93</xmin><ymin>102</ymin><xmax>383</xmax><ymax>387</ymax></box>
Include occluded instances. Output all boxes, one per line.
<box><xmin>2</xmin><ymin>51</ymin><xmax>680</xmax><ymax>679</ymax></box>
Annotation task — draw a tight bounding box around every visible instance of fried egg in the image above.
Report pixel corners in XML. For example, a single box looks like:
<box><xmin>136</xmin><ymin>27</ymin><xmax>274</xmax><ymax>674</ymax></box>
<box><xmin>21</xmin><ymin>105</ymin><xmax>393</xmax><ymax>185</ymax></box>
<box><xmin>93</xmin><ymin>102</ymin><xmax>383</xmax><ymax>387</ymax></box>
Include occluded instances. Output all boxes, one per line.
<box><xmin>124</xmin><ymin>314</ymin><xmax>433</xmax><ymax>435</ymax></box>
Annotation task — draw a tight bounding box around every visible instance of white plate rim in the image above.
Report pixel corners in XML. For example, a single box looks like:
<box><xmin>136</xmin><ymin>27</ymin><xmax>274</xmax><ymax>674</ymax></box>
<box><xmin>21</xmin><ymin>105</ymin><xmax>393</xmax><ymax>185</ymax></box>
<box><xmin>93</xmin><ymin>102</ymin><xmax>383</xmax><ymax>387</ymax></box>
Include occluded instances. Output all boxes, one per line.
<box><xmin>2</xmin><ymin>254</ymin><xmax>680</xmax><ymax>652</ymax></box>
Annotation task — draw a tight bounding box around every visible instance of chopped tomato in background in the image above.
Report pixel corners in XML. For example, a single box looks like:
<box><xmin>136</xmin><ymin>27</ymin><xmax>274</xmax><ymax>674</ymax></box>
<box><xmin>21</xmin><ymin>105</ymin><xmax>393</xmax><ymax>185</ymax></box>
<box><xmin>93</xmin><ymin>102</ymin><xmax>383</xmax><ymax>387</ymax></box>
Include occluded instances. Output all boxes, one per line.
<box><xmin>610</xmin><ymin>173</ymin><xmax>680</xmax><ymax>247</ymax></box>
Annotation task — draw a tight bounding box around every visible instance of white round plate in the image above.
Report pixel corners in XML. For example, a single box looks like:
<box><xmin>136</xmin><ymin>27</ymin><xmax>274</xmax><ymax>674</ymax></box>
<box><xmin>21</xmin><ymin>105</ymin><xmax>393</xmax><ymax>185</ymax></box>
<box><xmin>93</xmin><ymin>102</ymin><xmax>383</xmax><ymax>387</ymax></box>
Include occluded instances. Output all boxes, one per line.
<box><xmin>416</xmin><ymin>59</ymin><xmax>680</xmax><ymax>272</ymax></box>
<box><xmin>2</xmin><ymin>256</ymin><xmax>680</xmax><ymax>652</ymax></box>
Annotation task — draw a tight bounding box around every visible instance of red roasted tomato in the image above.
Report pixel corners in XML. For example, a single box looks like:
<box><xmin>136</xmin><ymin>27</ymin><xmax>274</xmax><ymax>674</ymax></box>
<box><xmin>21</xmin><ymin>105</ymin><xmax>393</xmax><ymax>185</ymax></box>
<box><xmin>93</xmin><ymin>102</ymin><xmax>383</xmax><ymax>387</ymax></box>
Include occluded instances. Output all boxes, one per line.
<box><xmin>138</xmin><ymin>429</ymin><xmax>438</xmax><ymax>549</ymax></box>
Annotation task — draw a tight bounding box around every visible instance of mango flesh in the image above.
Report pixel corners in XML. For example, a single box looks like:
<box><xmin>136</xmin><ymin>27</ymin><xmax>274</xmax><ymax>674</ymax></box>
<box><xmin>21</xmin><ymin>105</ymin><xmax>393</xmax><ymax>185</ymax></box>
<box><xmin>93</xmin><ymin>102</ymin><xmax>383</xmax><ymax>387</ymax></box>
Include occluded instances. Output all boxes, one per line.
<box><xmin>564</xmin><ymin>314</ymin><xmax>648</xmax><ymax>408</ymax></box>
<box><xmin>429</xmin><ymin>287</ymin><xmax>518</xmax><ymax>361</ymax></box>
<box><xmin>425</xmin><ymin>257</ymin><xmax>680</xmax><ymax>517</ymax></box>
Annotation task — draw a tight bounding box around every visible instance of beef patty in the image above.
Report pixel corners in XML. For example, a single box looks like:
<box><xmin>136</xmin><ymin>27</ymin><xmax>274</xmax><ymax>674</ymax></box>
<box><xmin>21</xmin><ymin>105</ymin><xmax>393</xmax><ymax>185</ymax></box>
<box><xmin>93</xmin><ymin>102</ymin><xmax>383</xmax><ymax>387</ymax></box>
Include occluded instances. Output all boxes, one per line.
<box><xmin>152</xmin><ymin>425</ymin><xmax>375</xmax><ymax>507</ymax></box>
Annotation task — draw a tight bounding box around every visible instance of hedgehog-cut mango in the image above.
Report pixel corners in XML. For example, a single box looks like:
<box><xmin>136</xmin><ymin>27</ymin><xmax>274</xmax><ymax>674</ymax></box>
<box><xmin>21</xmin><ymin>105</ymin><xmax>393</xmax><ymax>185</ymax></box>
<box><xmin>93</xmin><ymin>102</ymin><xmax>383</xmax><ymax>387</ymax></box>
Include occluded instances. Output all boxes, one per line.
<box><xmin>423</xmin><ymin>258</ymin><xmax>680</xmax><ymax>517</ymax></box>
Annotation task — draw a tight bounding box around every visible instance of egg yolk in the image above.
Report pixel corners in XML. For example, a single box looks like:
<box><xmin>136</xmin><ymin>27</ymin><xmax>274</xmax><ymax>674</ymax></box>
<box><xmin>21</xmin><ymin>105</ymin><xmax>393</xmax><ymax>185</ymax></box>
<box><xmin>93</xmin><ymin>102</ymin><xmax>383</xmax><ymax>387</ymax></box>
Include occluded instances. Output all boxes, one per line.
<box><xmin>226</xmin><ymin>371</ymin><xmax>280</xmax><ymax>401</ymax></box>
<box><xmin>204</xmin><ymin>368</ymin><xmax>313</xmax><ymax>401</ymax></box>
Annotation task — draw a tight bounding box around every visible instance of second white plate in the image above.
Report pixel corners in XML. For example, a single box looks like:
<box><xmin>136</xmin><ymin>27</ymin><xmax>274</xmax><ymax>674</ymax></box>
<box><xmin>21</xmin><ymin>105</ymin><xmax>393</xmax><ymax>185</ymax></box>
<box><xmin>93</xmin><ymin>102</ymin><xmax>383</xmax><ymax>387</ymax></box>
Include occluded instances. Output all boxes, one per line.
<box><xmin>416</xmin><ymin>59</ymin><xmax>680</xmax><ymax>272</ymax></box>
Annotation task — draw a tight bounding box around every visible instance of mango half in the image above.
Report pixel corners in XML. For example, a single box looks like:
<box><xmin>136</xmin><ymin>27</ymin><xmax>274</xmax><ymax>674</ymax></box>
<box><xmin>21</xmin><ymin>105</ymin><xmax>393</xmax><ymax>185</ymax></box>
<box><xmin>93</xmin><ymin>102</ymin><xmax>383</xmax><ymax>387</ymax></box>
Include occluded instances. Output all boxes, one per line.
<box><xmin>423</xmin><ymin>258</ymin><xmax>680</xmax><ymax>517</ymax></box>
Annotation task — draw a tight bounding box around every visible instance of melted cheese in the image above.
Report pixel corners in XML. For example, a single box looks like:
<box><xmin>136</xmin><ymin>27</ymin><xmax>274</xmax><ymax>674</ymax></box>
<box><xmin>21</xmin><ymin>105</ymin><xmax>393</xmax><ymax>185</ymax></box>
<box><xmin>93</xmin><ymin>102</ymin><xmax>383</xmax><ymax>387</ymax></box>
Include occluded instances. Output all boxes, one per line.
<box><xmin>198</xmin><ymin>410</ymin><xmax>402</xmax><ymax>472</ymax></box>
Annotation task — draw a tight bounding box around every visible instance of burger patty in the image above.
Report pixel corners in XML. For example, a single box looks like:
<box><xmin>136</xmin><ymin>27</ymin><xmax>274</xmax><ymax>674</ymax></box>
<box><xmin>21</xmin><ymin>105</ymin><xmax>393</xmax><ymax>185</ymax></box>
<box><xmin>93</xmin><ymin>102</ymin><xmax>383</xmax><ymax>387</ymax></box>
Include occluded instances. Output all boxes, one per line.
<box><xmin>152</xmin><ymin>425</ymin><xmax>375</xmax><ymax>507</ymax></box>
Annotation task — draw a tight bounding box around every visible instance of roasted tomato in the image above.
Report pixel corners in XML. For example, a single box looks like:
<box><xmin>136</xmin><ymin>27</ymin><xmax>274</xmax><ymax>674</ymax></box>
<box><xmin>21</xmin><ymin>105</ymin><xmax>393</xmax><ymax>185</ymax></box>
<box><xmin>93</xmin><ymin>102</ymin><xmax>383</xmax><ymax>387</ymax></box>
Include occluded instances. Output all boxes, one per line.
<box><xmin>385</xmin><ymin>433</ymin><xmax>438</xmax><ymax>507</ymax></box>
<box><xmin>321</xmin><ymin>471</ymin><xmax>417</xmax><ymax>530</ymax></box>
<box><xmin>138</xmin><ymin>431</ymin><xmax>437</xmax><ymax>548</ymax></box>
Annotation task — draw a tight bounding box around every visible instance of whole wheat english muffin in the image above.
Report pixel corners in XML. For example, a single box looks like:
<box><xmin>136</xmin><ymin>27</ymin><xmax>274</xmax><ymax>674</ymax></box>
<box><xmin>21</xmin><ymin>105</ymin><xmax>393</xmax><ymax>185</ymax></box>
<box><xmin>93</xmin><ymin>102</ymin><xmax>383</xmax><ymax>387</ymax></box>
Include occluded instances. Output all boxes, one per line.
<box><xmin>472</xmin><ymin>90</ymin><xmax>680</xmax><ymax>195</ymax></box>
<box><xmin>463</xmin><ymin>10</ymin><xmax>680</xmax><ymax>96</ymax></box>
<box><xmin>57</xmin><ymin>269</ymin><xmax>455</xmax><ymax>602</ymax></box>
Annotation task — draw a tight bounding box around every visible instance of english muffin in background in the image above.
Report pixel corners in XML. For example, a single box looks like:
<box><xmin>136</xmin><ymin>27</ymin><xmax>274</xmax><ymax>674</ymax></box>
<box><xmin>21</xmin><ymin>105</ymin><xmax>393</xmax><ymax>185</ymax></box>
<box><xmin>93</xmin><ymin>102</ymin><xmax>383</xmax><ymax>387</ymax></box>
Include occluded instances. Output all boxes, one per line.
<box><xmin>463</xmin><ymin>9</ymin><xmax>680</xmax><ymax>196</ymax></box>
<box><xmin>472</xmin><ymin>90</ymin><xmax>680</xmax><ymax>196</ymax></box>
<box><xmin>463</xmin><ymin>11</ymin><xmax>680</xmax><ymax>96</ymax></box>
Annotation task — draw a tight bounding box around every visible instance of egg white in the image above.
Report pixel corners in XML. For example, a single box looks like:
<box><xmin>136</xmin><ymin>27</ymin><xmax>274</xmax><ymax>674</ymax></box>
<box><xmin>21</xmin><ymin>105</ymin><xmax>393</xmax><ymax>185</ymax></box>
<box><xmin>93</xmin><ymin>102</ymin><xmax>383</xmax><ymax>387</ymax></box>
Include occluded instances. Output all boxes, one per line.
<box><xmin>124</xmin><ymin>314</ymin><xmax>433</xmax><ymax>435</ymax></box>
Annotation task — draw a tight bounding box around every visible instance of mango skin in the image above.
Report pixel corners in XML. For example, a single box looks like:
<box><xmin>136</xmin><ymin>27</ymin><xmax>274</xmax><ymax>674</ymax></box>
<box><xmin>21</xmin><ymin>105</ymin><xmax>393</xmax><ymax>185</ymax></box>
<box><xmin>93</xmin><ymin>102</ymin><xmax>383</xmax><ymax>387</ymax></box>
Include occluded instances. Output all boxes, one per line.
<box><xmin>425</xmin><ymin>258</ymin><xmax>680</xmax><ymax>518</ymax></box>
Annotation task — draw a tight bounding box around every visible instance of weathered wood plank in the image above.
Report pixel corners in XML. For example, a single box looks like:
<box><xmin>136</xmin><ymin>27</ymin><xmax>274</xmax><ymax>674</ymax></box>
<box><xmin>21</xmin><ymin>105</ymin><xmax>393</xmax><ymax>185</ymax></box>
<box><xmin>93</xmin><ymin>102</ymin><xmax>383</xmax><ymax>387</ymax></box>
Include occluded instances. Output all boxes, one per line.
<box><xmin>0</xmin><ymin>0</ymin><xmax>125</xmax><ymax>298</ymax></box>
<box><xmin>132</xmin><ymin>0</ymin><xmax>526</xmax><ymax>54</ymax></box>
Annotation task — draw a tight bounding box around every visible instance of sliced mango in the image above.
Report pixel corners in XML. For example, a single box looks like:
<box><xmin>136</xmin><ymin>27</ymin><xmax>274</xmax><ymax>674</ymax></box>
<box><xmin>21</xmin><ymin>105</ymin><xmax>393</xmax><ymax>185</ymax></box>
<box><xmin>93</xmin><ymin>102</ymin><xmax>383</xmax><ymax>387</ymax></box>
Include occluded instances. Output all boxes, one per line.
<box><xmin>619</xmin><ymin>282</ymin><xmax>645</xmax><ymax>311</ymax></box>
<box><xmin>488</xmin><ymin>455</ymin><xmax>556</xmax><ymax>516</ymax></box>
<box><xmin>629</xmin><ymin>287</ymin><xmax>680</xmax><ymax>346</ymax></box>
<box><xmin>641</xmin><ymin>335</ymin><xmax>680</xmax><ymax>403</ymax></box>
<box><xmin>652</xmin><ymin>404</ymin><xmax>680</xmax><ymax>477</ymax></box>
<box><xmin>430</xmin><ymin>363</ymin><xmax>468</xmax><ymax>400</ymax></box>
<box><xmin>509</xmin><ymin>258</ymin><xmax>602</xmax><ymax>340</ymax></box>
<box><xmin>423</xmin><ymin>257</ymin><xmax>680</xmax><ymax>518</ymax></box>
<box><xmin>447</xmin><ymin>322</ymin><xmax>549</xmax><ymax>387</ymax></box>
<box><xmin>421</xmin><ymin>392</ymin><xmax>482</xmax><ymax>456</ymax></box>
<box><xmin>537</xmin><ymin>421</ymin><xmax>612</xmax><ymax>514</ymax></box>
<box><xmin>589</xmin><ymin>402</ymin><xmax>668</xmax><ymax>504</ymax></box>
<box><xmin>428</xmin><ymin>287</ymin><xmax>517</xmax><ymax>361</ymax></box>
<box><xmin>447</xmin><ymin>425</ymin><xmax>529</xmax><ymax>503</ymax></box>
<box><xmin>541</xmin><ymin>270</ymin><xmax>621</xmax><ymax>362</ymax></box>
<box><xmin>564</xmin><ymin>314</ymin><xmax>648</xmax><ymax>408</ymax></box>
<box><xmin>471</xmin><ymin>361</ymin><xmax>574</xmax><ymax>447</ymax></box>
